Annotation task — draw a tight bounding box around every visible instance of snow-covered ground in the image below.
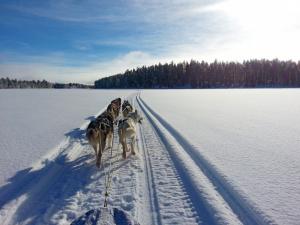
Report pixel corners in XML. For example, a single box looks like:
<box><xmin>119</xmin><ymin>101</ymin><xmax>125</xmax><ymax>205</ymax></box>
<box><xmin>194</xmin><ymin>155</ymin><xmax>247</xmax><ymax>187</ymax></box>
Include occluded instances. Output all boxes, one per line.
<box><xmin>0</xmin><ymin>89</ymin><xmax>135</xmax><ymax>186</ymax></box>
<box><xmin>0</xmin><ymin>89</ymin><xmax>299</xmax><ymax>225</ymax></box>
<box><xmin>141</xmin><ymin>89</ymin><xmax>300</xmax><ymax>225</ymax></box>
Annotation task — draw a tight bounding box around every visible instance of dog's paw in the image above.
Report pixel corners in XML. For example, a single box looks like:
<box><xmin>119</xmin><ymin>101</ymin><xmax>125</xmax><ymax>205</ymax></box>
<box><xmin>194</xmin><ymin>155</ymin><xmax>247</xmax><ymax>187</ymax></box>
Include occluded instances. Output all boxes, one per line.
<box><xmin>96</xmin><ymin>161</ymin><xmax>101</xmax><ymax>168</ymax></box>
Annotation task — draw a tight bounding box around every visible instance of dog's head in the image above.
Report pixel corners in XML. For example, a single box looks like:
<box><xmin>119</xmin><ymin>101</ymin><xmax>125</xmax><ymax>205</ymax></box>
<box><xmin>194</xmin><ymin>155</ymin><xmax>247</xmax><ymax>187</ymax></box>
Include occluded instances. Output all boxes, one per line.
<box><xmin>122</xmin><ymin>101</ymin><xmax>133</xmax><ymax>114</ymax></box>
<box><xmin>128</xmin><ymin>109</ymin><xmax>143</xmax><ymax>124</ymax></box>
<box><xmin>111</xmin><ymin>98</ymin><xmax>121</xmax><ymax>107</ymax></box>
<box><xmin>107</xmin><ymin>104</ymin><xmax>118</xmax><ymax>119</ymax></box>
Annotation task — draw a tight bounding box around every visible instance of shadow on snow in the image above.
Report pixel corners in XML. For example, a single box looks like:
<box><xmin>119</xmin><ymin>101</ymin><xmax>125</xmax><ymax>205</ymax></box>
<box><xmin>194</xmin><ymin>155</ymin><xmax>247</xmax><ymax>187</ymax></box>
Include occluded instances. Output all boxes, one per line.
<box><xmin>0</xmin><ymin>114</ymin><xmax>127</xmax><ymax>224</ymax></box>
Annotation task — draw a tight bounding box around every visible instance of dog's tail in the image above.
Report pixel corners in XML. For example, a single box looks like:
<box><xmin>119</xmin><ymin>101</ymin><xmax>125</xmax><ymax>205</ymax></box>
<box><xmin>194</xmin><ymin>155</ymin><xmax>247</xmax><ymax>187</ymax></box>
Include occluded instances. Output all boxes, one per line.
<box><xmin>86</xmin><ymin>128</ymin><xmax>95</xmax><ymax>142</ymax></box>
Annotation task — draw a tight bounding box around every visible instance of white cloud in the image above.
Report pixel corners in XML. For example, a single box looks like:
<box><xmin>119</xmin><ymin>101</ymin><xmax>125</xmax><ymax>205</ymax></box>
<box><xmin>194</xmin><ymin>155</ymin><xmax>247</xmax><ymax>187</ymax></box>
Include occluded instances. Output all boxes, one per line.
<box><xmin>196</xmin><ymin>0</ymin><xmax>300</xmax><ymax>61</ymax></box>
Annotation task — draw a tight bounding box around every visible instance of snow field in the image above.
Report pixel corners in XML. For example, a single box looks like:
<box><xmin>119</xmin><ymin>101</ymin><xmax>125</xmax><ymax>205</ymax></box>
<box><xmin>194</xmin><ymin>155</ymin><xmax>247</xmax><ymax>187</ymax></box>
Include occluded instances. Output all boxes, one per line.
<box><xmin>0</xmin><ymin>89</ymin><xmax>136</xmax><ymax>186</ymax></box>
<box><xmin>1</xmin><ymin>89</ymin><xmax>299</xmax><ymax>225</ymax></box>
<box><xmin>141</xmin><ymin>89</ymin><xmax>300</xmax><ymax>225</ymax></box>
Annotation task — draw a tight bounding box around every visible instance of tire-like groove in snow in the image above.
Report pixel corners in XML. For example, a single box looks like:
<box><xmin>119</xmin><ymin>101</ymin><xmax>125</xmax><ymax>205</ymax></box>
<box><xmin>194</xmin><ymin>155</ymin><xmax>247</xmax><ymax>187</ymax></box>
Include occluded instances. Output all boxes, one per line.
<box><xmin>137</xmin><ymin>96</ymin><xmax>239</xmax><ymax>225</ymax></box>
<box><xmin>135</xmin><ymin>97</ymin><xmax>201</xmax><ymax>225</ymax></box>
<box><xmin>137</xmin><ymin>95</ymin><xmax>274</xmax><ymax>225</ymax></box>
<box><xmin>138</xmin><ymin>117</ymin><xmax>162</xmax><ymax>225</ymax></box>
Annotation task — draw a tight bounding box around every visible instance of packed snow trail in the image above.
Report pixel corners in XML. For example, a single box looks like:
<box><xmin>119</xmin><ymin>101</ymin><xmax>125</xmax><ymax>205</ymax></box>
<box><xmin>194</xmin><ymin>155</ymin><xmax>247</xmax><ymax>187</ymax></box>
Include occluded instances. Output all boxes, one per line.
<box><xmin>135</xmin><ymin>98</ymin><xmax>201</xmax><ymax>225</ymax></box>
<box><xmin>136</xmin><ymin>95</ymin><xmax>242</xmax><ymax>225</ymax></box>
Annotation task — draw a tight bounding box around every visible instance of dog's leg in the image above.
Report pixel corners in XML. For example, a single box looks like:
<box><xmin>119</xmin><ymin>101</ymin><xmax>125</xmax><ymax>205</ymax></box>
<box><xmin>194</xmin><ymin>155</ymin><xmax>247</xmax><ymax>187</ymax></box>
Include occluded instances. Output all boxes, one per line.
<box><xmin>96</xmin><ymin>141</ymin><xmax>101</xmax><ymax>168</ymax></box>
<box><xmin>121</xmin><ymin>141</ymin><xmax>127</xmax><ymax>159</ymax></box>
<box><xmin>96</xmin><ymin>134</ymin><xmax>105</xmax><ymax>168</ymax></box>
<box><xmin>107</xmin><ymin>132</ymin><xmax>113</xmax><ymax>149</ymax></box>
<box><xmin>119</xmin><ymin>128</ymin><xmax>127</xmax><ymax>159</ymax></box>
<box><xmin>92</xmin><ymin>142</ymin><xmax>97</xmax><ymax>157</ymax></box>
<box><xmin>130</xmin><ymin>136</ymin><xmax>136</xmax><ymax>155</ymax></box>
<box><xmin>101</xmin><ymin>135</ymin><xmax>106</xmax><ymax>154</ymax></box>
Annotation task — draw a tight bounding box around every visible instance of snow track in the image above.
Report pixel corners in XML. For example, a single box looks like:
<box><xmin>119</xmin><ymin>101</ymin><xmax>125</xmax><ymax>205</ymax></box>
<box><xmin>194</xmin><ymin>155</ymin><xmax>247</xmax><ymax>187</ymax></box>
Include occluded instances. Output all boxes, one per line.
<box><xmin>136</xmin><ymin>95</ymin><xmax>273</xmax><ymax>225</ymax></box>
<box><xmin>137</xmin><ymin>104</ymin><xmax>200</xmax><ymax>225</ymax></box>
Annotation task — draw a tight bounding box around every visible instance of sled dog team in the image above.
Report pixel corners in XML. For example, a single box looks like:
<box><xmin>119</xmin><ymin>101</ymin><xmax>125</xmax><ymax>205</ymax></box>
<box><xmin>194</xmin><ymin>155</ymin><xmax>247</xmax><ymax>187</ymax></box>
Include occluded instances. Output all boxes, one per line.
<box><xmin>86</xmin><ymin>98</ymin><xmax>143</xmax><ymax>168</ymax></box>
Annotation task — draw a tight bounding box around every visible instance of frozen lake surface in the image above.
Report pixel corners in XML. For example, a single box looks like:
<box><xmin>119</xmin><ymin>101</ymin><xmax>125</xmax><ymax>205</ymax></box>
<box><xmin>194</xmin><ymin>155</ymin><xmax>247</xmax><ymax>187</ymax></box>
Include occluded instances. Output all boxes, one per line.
<box><xmin>141</xmin><ymin>89</ymin><xmax>300</xmax><ymax>225</ymax></box>
<box><xmin>1</xmin><ymin>89</ymin><xmax>299</xmax><ymax>225</ymax></box>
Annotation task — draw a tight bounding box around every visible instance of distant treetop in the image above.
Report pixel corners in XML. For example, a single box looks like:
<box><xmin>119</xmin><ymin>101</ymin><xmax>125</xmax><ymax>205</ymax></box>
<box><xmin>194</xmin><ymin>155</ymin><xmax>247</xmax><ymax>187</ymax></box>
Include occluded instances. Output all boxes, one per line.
<box><xmin>95</xmin><ymin>59</ymin><xmax>300</xmax><ymax>89</ymax></box>
<box><xmin>0</xmin><ymin>77</ymin><xmax>93</xmax><ymax>89</ymax></box>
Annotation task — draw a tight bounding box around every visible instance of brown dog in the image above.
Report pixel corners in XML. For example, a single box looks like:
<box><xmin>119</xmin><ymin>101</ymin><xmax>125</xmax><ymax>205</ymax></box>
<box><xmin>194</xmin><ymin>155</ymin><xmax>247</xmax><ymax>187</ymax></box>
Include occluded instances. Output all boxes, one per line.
<box><xmin>86</xmin><ymin>111</ymin><xmax>114</xmax><ymax>167</ymax></box>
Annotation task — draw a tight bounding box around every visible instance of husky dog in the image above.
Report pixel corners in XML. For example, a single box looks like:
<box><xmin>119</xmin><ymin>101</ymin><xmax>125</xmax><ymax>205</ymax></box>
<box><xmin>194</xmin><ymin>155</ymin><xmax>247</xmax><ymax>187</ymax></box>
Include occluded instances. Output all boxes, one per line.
<box><xmin>86</xmin><ymin>111</ymin><xmax>114</xmax><ymax>168</ymax></box>
<box><xmin>121</xmin><ymin>100</ymin><xmax>133</xmax><ymax>118</ymax></box>
<box><xmin>118</xmin><ymin>110</ymin><xmax>143</xmax><ymax>159</ymax></box>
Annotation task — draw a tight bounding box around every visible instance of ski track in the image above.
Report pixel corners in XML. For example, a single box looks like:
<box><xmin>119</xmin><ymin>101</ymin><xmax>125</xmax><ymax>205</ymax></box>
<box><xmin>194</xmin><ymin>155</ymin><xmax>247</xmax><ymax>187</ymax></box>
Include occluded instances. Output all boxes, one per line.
<box><xmin>136</xmin><ymin>102</ymin><xmax>200</xmax><ymax>225</ymax></box>
<box><xmin>0</xmin><ymin>92</ymin><xmax>271</xmax><ymax>225</ymax></box>
<box><xmin>137</xmin><ymin>95</ymin><xmax>275</xmax><ymax>225</ymax></box>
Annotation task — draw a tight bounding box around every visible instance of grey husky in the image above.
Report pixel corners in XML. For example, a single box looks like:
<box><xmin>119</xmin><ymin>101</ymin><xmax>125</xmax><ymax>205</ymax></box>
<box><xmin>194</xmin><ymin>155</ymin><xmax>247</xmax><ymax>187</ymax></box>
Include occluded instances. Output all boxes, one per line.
<box><xmin>118</xmin><ymin>110</ymin><xmax>143</xmax><ymax>159</ymax></box>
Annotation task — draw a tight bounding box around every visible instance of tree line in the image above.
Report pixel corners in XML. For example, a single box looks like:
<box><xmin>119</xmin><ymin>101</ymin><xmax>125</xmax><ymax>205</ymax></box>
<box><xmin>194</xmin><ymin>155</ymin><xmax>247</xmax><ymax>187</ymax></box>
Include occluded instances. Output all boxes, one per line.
<box><xmin>0</xmin><ymin>77</ymin><xmax>92</xmax><ymax>89</ymax></box>
<box><xmin>94</xmin><ymin>59</ymin><xmax>300</xmax><ymax>89</ymax></box>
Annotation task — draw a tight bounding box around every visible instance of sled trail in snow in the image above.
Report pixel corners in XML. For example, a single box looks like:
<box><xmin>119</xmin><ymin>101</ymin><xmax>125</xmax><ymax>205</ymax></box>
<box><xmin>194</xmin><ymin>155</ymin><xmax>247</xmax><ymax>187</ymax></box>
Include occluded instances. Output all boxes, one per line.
<box><xmin>137</xmin><ymin>94</ymin><xmax>274</xmax><ymax>225</ymax></box>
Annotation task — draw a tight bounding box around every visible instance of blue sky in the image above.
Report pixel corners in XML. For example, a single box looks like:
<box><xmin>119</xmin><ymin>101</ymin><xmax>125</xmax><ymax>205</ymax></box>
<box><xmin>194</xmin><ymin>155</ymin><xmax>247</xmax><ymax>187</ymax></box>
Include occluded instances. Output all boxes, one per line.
<box><xmin>1</xmin><ymin>0</ymin><xmax>300</xmax><ymax>83</ymax></box>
